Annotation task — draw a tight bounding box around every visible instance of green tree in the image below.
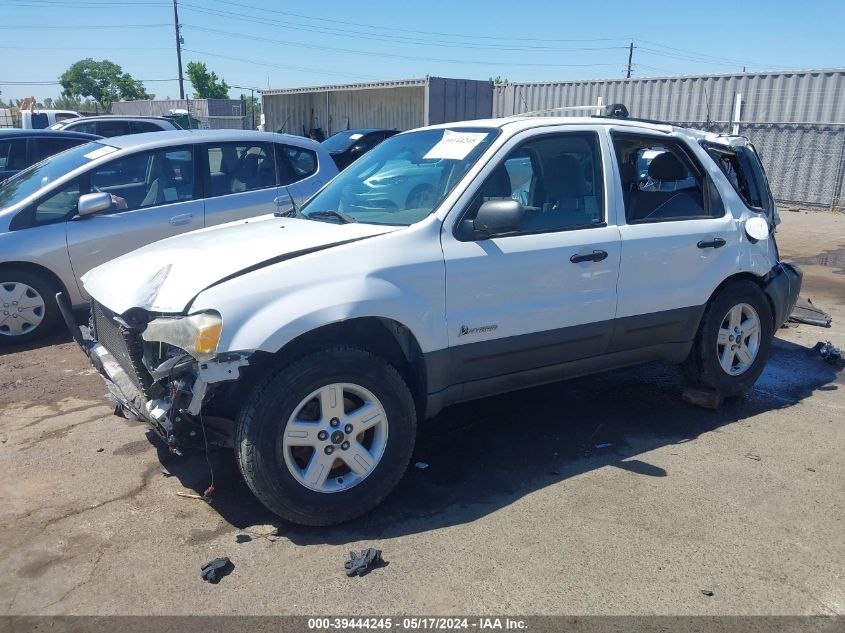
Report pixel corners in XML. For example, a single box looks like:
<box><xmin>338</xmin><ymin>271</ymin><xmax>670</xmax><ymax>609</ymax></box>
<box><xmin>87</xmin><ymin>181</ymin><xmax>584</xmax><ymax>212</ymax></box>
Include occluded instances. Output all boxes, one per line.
<box><xmin>489</xmin><ymin>76</ymin><xmax>508</xmax><ymax>85</ymax></box>
<box><xmin>59</xmin><ymin>58</ymin><xmax>151</xmax><ymax>112</ymax></box>
<box><xmin>186</xmin><ymin>61</ymin><xmax>230</xmax><ymax>99</ymax></box>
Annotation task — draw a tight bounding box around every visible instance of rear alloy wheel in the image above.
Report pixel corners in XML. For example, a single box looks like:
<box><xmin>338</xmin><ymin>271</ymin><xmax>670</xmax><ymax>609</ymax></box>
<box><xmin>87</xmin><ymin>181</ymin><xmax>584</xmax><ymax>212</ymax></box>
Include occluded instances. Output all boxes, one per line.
<box><xmin>685</xmin><ymin>280</ymin><xmax>773</xmax><ymax>397</ymax></box>
<box><xmin>0</xmin><ymin>270</ymin><xmax>59</xmax><ymax>345</ymax></box>
<box><xmin>235</xmin><ymin>346</ymin><xmax>416</xmax><ymax>526</ymax></box>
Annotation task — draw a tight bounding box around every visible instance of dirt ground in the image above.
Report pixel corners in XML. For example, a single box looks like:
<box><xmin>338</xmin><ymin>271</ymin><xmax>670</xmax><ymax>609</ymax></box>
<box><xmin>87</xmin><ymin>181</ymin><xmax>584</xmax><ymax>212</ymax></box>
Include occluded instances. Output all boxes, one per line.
<box><xmin>1</xmin><ymin>210</ymin><xmax>843</xmax><ymax>615</ymax></box>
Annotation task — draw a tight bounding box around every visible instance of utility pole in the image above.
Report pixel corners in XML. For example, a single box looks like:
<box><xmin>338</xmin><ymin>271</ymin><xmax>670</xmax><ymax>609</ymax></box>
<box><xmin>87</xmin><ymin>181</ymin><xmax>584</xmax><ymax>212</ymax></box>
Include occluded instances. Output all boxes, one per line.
<box><xmin>626</xmin><ymin>41</ymin><xmax>634</xmax><ymax>79</ymax></box>
<box><xmin>173</xmin><ymin>0</ymin><xmax>185</xmax><ymax>100</ymax></box>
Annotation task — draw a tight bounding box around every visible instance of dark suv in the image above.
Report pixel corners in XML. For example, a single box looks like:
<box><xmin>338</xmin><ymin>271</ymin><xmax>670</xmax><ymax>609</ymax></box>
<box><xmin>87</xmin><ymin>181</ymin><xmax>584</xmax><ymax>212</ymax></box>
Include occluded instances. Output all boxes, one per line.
<box><xmin>322</xmin><ymin>128</ymin><xmax>399</xmax><ymax>170</ymax></box>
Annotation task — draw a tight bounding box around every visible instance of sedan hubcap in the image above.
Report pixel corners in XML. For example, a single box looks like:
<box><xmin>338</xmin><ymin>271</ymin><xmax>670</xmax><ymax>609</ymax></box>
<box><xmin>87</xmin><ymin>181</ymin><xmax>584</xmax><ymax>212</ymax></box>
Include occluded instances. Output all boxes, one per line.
<box><xmin>716</xmin><ymin>303</ymin><xmax>761</xmax><ymax>376</ymax></box>
<box><xmin>281</xmin><ymin>383</ymin><xmax>388</xmax><ymax>493</ymax></box>
<box><xmin>0</xmin><ymin>282</ymin><xmax>45</xmax><ymax>337</ymax></box>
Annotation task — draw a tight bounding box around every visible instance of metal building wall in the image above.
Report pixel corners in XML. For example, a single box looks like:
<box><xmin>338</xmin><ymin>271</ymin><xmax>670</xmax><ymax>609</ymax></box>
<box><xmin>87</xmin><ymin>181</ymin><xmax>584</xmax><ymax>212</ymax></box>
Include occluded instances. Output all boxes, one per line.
<box><xmin>426</xmin><ymin>78</ymin><xmax>493</xmax><ymax>125</ymax></box>
<box><xmin>493</xmin><ymin>68</ymin><xmax>845</xmax><ymax>123</ymax></box>
<box><xmin>262</xmin><ymin>77</ymin><xmax>493</xmax><ymax>137</ymax></box>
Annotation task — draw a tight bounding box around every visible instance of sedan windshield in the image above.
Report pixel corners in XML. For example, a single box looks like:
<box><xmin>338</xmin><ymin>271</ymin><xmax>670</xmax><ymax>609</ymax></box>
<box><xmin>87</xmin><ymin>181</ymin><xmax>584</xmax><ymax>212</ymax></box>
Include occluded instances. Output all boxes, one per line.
<box><xmin>0</xmin><ymin>141</ymin><xmax>109</xmax><ymax>209</ymax></box>
<box><xmin>302</xmin><ymin>127</ymin><xmax>499</xmax><ymax>226</ymax></box>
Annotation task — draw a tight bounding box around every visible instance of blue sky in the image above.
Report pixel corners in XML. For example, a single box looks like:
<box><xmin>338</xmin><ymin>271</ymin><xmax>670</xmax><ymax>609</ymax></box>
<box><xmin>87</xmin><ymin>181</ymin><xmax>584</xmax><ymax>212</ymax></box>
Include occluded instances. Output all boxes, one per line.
<box><xmin>1</xmin><ymin>0</ymin><xmax>843</xmax><ymax>102</ymax></box>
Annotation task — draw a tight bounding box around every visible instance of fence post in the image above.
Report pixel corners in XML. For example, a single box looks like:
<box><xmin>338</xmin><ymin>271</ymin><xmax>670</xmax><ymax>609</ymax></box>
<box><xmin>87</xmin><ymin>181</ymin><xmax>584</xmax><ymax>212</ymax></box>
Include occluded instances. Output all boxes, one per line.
<box><xmin>830</xmin><ymin>125</ymin><xmax>845</xmax><ymax>213</ymax></box>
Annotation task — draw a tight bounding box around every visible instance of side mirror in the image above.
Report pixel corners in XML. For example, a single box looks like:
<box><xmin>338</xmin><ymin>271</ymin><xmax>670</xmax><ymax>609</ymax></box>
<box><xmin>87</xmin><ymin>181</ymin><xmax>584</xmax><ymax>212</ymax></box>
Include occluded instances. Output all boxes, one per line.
<box><xmin>469</xmin><ymin>199</ymin><xmax>525</xmax><ymax>238</ymax></box>
<box><xmin>77</xmin><ymin>192</ymin><xmax>113</xmax><ymax>218</ymax></box>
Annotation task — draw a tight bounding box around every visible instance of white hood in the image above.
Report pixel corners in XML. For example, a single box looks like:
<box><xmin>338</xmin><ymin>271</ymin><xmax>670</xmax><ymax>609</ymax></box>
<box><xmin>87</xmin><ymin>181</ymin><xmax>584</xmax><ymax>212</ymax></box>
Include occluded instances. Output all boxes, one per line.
<box><xmin>82</xmin><ymin>215</ymin><xmax>399</xmax><ymax>314</ymax></box>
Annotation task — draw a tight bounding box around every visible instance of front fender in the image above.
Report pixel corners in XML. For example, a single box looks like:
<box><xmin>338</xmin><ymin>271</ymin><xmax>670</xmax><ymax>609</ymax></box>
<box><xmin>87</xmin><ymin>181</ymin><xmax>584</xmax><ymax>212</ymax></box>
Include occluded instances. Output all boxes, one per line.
<box><xmin>195</xmin><ymin>272</ymin><xmax>448</xmax><ymax>356</ymax></box>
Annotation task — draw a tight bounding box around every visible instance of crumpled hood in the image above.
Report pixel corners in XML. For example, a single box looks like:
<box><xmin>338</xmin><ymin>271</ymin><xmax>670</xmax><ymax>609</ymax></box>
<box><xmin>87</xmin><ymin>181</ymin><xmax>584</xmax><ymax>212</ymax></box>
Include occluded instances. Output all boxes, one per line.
<box><xmin>82</xmin><ymin>214</ymin><xmax>399</xmax><ymax>314</ymax></box>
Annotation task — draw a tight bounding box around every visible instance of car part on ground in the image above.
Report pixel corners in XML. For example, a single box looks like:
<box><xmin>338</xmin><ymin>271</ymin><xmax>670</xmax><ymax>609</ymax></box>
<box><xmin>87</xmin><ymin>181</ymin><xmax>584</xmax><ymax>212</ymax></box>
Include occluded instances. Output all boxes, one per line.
<box><xmin>65</xmin><ymin>112</ymin><xmax>802</xmax><ymax>525</ymax></box>
<box><xmin>789</xmin><ymin>296</ymin><xmax>832</xmax><ymax>328</ymax></box>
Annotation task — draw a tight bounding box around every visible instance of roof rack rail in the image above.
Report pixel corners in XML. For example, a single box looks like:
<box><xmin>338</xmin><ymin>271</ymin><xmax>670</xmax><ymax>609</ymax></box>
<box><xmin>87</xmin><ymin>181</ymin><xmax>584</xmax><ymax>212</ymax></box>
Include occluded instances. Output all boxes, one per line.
<box><xmin>590</xmin><ymin>103</ymin><xmax>675</xmax><ymax>126</ymax></box>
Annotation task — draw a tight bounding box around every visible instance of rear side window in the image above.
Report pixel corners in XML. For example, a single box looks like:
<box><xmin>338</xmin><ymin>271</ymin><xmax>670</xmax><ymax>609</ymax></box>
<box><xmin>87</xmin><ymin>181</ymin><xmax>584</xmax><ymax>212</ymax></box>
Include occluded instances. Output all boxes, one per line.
<box><xmin>0</xmin><ymin>138</ymin><xmax>27</xmax><ymax>171</ymax></box>
<box><xmin>131</xmin><ymin>120</ymin><xmax>164</xmax><ymax>134</ymax></box>
<box><xmin>705</xmin><ymin>143</ymin><xmax>772</xmax><ymax>213</ymax></box>
<box><xmin>64</xmin><ymin>120</ymin><xmax>98</xmax><ymax>135</ymax></box>
<box><xmin>94</xmin><ymin>120</ymin><xmax>132</xmax><ymax>137</ymax></box>
<box><xmin>277</xmin><ymin>144</ymin><xmax>318</xmax><ymax>182</ymax></box>
<box><xmin>33</xmin><ymin>137</ymin><xmax>87</xmax><ymax>163</ymax></box>
<box><xmin>613</xmin><ymin>135</ymin><xmax>723</xmax><ymax>223</ymax></box>
<box><xmin>206</xmin><ymin>142</ymin><xmax>276</xmax><ymax>196</ymax></box>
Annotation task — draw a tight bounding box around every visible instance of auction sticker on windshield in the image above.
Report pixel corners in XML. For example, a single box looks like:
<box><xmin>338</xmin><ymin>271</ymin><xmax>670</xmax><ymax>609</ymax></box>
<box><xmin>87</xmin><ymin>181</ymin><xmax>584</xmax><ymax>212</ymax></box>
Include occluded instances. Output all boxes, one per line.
<box><xmin>423</xmin><ymin>130</ymin><xmax>489</xmax><ymax>160</ymax></box>
<box><xmin>83</xmin><ymin>145</ymin><xmax>118</xmax><ymax>160</ymax></box>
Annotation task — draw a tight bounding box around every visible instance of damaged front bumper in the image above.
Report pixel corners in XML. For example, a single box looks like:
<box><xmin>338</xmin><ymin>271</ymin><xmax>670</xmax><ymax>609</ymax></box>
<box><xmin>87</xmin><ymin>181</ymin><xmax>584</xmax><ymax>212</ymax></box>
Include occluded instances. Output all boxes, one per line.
<box><xmin>56</xmin><ymin>293</ymin><xmax>248</xmax><ymax>453</ymax></box>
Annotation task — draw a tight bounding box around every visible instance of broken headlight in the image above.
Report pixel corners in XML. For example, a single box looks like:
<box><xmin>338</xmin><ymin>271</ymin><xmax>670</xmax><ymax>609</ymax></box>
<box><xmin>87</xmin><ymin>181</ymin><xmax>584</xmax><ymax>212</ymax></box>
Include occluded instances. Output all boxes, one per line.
<box><xmin>141</xmin><ymin>311</ymin><xmax>222</xmax><ymax>361</ymax></box>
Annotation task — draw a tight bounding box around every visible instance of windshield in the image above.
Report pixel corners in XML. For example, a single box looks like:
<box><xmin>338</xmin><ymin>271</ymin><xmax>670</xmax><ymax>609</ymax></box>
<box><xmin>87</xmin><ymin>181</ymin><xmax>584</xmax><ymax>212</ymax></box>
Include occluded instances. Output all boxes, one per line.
<box><xmin>0</xmin><ymin>141</ymin><xmax>107</xmax><ymax>209</ymax></box>
<box><xmin>303</xmin><ymin>127</ymin><xmax>499</xmax><ymax>226</ymax></box>
<box><xmin>322</xmin><ymin>131</ymin><xmax>371</xmax><ymax>154</ymax></box>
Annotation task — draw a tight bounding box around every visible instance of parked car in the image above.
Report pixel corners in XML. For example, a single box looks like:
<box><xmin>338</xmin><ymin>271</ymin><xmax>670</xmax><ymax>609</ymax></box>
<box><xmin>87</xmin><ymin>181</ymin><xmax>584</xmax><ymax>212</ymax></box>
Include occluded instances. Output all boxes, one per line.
<box><xmin>0</xmin><ymin>129</ymin><xmax>336</xmax><ymax>343</ymax></box>
<box><xmin>51</xmin><ymin>116</ymin><xmax>181</xmax><ymax>137</ymax></box>
<box><xmin>1</xmin><ymin>109</ymin><xmax>82</xmax><ymax>130</ymax></box>
<box><xmin>0</xmin><ymin>129</ymin><xmax>102</xmax><ymax>182</ymax></box>
<box><xmin>322</xmin><ymin>128</ymin><xmax>399</xmax><ymax>170</ymax></box>
<box><xmin>63</xmin><ymin>114</ymin><xmax>800</xmax><ymax>526</ymax></box>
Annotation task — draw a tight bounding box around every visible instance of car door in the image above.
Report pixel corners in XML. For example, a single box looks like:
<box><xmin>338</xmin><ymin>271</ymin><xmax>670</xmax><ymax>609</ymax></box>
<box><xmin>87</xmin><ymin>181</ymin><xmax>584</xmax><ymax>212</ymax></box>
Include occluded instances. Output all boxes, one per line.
<box><xmin>609</xmin><ymin>131</ymin><xmax>739</xmax><ymax>350</ymax></box>
<box><xmin>441</xmin><ymin>128</ymin><xmax>621</xmax><ymax>388</ymax></box>
<box><xmin>201</xmin><ymin>140</ymin><xmax>281</xmax><ymax>225</ymax></box>
<box><xmin>275</xmin><ymin>143</ymin><xmax>327</xmax><ymax>206</ymax></box>
<box><xmin>64</xmin><ymin>144</ymin><xmax>202</xmax><ymax>295</ymax></box>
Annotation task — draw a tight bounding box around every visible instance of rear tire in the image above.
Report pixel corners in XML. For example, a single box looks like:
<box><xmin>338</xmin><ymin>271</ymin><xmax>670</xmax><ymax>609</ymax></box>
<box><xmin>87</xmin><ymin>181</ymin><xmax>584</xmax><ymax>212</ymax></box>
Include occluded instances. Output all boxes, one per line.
<box><xmin>235</xmin><ymin>346</ymin><xmax>416</xmax><ymax>526</ymax></box>
<box><xmin>684</xmin><ymin>280</ymin><xmax>773</xmax><ymax>397</ymax></box>
<box><xmin>0</xmin><ymin>268</ymin><xmax>59</xmax><ymax>345</ymax></box>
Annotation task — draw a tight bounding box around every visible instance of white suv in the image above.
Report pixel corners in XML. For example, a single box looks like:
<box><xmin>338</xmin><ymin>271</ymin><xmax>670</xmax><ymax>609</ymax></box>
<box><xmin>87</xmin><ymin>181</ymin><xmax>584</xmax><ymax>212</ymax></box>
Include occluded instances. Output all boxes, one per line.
<box><xmin>63</xmin><ymin>112</ymin><xmax>801</xmax><ymax>525</ymax></box>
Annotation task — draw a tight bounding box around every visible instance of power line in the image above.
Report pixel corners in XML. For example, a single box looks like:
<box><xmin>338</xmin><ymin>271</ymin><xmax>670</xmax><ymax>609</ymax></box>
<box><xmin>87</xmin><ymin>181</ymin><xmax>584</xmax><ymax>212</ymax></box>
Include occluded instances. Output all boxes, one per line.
<box><xmin>183</xmin><ymin>25</ymin><xmax>623</xmax><ymax>68</ymax></box>
<box><xmin>0</xmin><ymin>23</ymin><xmax>169</xmax><ymax>29</ymax></box>
<box><xmin>1</xmin><ymin>78</ymin><xmax>180</xmax><ymax>84</ymax></box>
<box><xmin>181</xmin><ymin>48</ymin><xmax>380</xmax><ymax>81</ymax></box>
<box><xmin>180</xmin><ymin>3</ymin><xmax>629</xmax><ymax>53</ymax></box>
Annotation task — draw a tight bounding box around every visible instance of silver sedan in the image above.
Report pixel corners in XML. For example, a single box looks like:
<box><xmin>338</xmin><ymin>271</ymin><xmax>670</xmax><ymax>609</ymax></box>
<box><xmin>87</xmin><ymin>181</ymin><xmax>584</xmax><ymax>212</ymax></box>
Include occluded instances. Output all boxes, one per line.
<box><xmin>0</xmin><ymin>129</ymin><xmax>337</xmax><ymax>344</ymax></box>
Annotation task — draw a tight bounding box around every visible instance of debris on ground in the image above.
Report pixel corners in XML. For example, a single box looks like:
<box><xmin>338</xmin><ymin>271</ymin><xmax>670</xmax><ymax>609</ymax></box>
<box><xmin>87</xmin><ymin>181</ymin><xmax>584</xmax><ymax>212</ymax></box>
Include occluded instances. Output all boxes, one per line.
<box><xmin>595</xmin><ymin>442</ymin><xmax>613</xmax><ymax>449</ymax></box>
<box><xmin>806</xmin><ymin>467</ymin><xmax>816</xmax><ymax>472</ymax></box>
<box><xmin>789</xmin><ymin>297</ymin><xmax>832</xmax><ymax>328</ymax></box>
<box><xmin>414</xmin><ymin>462</ymin><xmax>429</xmax><ymax>470</ymax></box>
<box><xmin>200</xmin><ymin>557</ymin><xmax>233</xmax><ymax>583</ymax></box>
<box><xmin>682</xmin><ymin>387</ymin><xmax>724</xmax><ymax>410</ymax></box>
<box><xmin>236</xmin><ymin>534</ymin><xmax>252</xmax><ymax>544</ymax></box>
<box><xmin>813</xmin><ymin>341</ymin><xmax>842</xmax><ymax>366</ymax></box>
<box><xmin>701</xmin><ymin>589</ymin><xmax>715</xmax><ymax>597</ymax></box>
<box><xmin>96</xmin><ymin>448</ymin><xmax>104</xmax><ymax>453</ymax></box>
<box><xmin>744</xmin><ymin>453</ymin><xmax>762</xmax><ymax>461</ymax></box>
<box><xmin>176</xmin><ymin>485</ymin><xmax>215</xmax><ymax>503</ymax></box>
<box><xmin>345</xmin><ymin>548</ymin><xmax>386</xmax><ymax>577</ymax></box>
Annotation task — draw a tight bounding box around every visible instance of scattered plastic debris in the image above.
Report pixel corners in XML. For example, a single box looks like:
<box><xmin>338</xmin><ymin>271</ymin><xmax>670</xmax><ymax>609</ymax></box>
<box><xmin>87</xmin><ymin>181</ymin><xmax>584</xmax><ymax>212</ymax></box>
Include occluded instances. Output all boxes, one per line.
<box><xmin>682</xmin><ymin>387</ymin><xmax>724</xmax><ymax>410</ymax></box>
<box><xmin>200</xmin><ymin>557</ymin><xmax>233</xmax><ymax>583</ymax></box>
<box><xmin>744</xmin><ymin>453</ymin><xmax>761</xmax><ymax>461</ymax></box>
<box><xmin>806</xmin><ymin>467</ymin><xmax>816</xmax><ymax>473</ymax></box>
<box><xmin>345</xmin><ymin>548</ymin><xmax>386</xmax><ymax>577</ymax></box>
<box><xmin>813</xmin><ymin>341</ymin><xmax>842</xmax><ymax>366</ymax></box>
<box><xmin>414</xmin><ymin>462</ymin><xmax>429</xmax><ymax>470</ymax></box>
<box><xmin>789</xmin><ymin>297</ymin><xmax>832</xmax><ymax>328</ymax></box>
<box><xmin>96</xmin><ymin>448</ymin><xmax>104</xmax><ymax>453</ymax></box>
<box><xmin>595</xmin><ymin>442</ymin><xmax>613</xmax><ymax>449</ymax></box>
<box><xmin>701</xmin><ymin>589</ymin><xmax>714</xmax><ymax>597</ymax></box>
<box><xmin>177</xmin><ymin>492</ymin><xmax>207</xmax><ymax>501</ymax></box>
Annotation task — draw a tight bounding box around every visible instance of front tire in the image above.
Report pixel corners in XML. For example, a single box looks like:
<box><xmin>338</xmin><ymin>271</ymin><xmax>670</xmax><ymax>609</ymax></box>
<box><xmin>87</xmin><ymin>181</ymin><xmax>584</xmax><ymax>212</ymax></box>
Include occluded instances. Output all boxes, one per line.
<box><xmin>235</xmin><ymin>346</ymin><xmax>417</xmax><ymax>526</ymax></box>
<box><xmin>0</xmin><ymin>269</ymin><xmax>59</xmax><ymax>345</ymax></box>
<box><xmin>685</xmin><ymin>280</ymin><xmax>773</xmax><ymax>397</ymax></box>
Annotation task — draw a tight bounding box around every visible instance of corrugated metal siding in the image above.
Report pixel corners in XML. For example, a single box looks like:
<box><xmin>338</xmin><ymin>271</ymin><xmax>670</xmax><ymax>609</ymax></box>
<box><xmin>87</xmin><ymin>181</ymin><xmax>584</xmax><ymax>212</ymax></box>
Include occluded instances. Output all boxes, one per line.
<box><xmin>263</xmin><ymin>86</ymin><xmax>425</xmax><ymax>136</ymax></box>
<box><xmin>494</xmin><ymin>68</ymin><xmax>845</xmax><ymax>124</ymax></box>
<box><xmin>111</xmin><ymin>99</ymin><xmax>245</xmax><ymax>123</ymax></box>
<box><xmin>426</xmin><ymin>78</ymin><xmax>493</xmax><ymax>125</ymax></box>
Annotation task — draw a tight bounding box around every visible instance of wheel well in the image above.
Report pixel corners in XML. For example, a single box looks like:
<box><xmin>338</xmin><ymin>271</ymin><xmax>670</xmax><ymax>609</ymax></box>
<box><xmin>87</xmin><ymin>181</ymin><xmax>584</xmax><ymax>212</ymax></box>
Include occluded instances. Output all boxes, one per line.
<box><xmin>0</xmin><ymin>261</ymin><xmax>72</xmax><ymax>299</ymax></box>
<box><xmin>707</xmin><ymin>272</ymin><xmax>776</xmax><ymax>325</ymax></box>
<box><xmin>229</xmin><ymin>318</ymin><xmax>428</xmax><ymax>420</ymax></box>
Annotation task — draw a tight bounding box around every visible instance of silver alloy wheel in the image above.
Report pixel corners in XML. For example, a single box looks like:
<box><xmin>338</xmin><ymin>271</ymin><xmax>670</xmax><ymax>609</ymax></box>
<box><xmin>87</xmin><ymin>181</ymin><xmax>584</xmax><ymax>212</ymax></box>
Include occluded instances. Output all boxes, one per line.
<box><xmin>0</xmin><ymin>282</ymin><xmax>46</xmax><ymax>337</ymax></box>
<box><xmin>281</xmin><ymin>383</ymin><xmax>389</xmax><ymax>493</ymax></box>
<box><xmin>716</xmin><ymin>302</ymin><xmax>761</xmax><ymax>376</ymax></box>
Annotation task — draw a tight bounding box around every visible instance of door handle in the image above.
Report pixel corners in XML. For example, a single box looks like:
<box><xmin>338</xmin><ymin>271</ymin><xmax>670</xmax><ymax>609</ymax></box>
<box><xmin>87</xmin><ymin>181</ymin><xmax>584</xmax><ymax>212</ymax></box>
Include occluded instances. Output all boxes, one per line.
<box><xmin>697</xmin><ymin>238</ymin><xmax>726</xmax><ymax>249</ymax></box>
<box><xmin>169</xmin><ymin>213</ymin><xmax>193</xmax><ymax>226</ymax></box>
<box><xmin>570</xmin><ymin>249</ymin><xmax>609</xmax><ymax>263</ymax></box>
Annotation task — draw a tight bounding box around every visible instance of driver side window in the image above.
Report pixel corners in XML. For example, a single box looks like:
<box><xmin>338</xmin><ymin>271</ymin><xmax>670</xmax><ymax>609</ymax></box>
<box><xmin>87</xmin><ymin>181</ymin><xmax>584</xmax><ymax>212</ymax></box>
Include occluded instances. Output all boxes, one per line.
<box><xmin>463</xmin><ymin>132</ymin><xmax>604</xmax><ymax>235</ymax></box>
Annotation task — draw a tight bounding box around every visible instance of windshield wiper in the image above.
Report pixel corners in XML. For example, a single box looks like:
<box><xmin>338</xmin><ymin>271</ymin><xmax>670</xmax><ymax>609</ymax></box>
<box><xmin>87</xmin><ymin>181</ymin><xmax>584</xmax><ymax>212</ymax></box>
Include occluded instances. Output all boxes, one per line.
<box><xmin>306</xmin><ymin>210</ymin><xmax>358</xmax><ymax>224</ymax></box>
